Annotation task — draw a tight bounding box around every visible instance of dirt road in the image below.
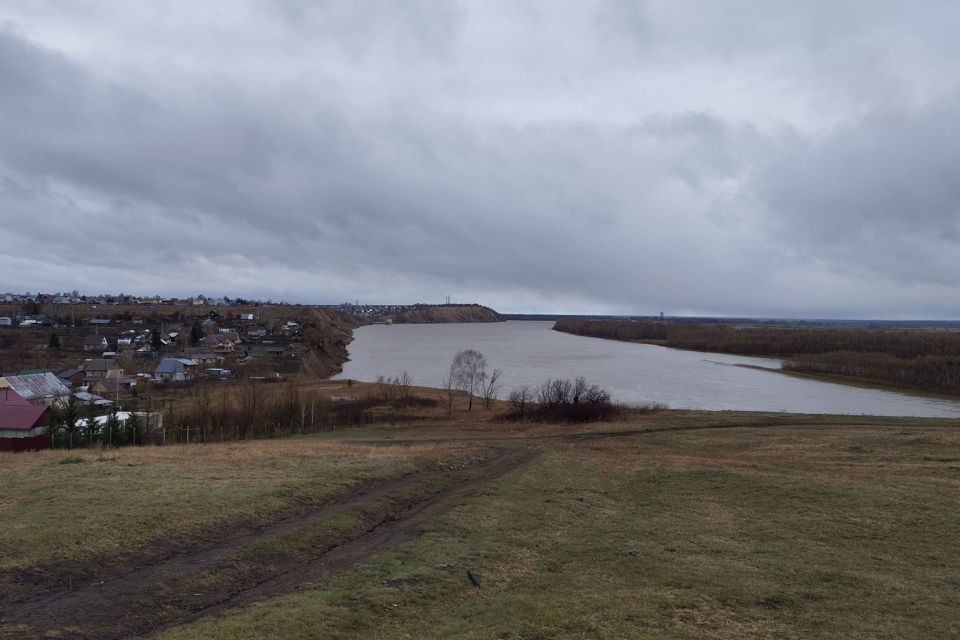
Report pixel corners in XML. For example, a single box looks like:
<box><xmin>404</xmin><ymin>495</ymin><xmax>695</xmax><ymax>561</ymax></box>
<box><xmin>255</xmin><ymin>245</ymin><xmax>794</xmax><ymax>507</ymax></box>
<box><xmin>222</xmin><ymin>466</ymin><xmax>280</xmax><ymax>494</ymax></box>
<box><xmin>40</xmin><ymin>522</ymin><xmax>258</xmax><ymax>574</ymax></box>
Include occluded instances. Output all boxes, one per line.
<box><xmin>0</xmin><ymin>446</ymin><xmax>534</xmax><ymax>640</ymax></box>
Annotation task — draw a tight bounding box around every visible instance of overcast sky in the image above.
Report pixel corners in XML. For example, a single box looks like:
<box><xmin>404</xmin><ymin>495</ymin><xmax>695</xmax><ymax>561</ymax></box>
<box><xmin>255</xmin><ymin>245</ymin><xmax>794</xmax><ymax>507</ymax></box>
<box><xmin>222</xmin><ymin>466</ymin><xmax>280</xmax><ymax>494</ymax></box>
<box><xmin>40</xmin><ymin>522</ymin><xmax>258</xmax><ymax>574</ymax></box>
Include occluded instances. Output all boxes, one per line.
<box><xmin>1</xmin><ymin>1</ymin><xmax>959</xmax><ymax>317</ymax></box>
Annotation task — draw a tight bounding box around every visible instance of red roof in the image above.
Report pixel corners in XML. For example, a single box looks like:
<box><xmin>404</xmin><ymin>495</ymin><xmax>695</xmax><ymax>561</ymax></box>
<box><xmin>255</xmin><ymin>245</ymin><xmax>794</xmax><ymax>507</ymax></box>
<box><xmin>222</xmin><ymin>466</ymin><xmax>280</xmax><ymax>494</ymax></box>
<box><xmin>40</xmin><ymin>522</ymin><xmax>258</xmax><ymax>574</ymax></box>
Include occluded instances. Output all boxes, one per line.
<box><xmin>0</xmin><ymin>388</ymin><xmax>48</xmax><ymax>431</ymax></box>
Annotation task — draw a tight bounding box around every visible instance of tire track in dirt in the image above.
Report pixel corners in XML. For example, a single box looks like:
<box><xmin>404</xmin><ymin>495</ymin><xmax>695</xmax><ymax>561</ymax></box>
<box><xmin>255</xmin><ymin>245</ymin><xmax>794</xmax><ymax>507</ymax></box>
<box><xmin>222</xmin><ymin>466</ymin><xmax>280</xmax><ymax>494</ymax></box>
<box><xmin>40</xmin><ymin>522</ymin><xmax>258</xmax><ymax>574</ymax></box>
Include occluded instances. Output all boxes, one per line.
<box><xmin>0</xmin><ymin>446</ymin><xmax>534</xmax><ymax>640</ymax></box>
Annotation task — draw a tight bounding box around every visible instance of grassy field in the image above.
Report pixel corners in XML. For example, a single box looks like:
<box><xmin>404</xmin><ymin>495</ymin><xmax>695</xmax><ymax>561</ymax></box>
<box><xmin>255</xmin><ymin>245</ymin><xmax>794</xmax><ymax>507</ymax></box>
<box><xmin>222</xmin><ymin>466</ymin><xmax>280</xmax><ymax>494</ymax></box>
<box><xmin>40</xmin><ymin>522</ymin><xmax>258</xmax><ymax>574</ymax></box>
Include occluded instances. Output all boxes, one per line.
<box><xmin>2</xmin><ymin>406</ymin><xmax>959</xmax><ymax>639</ymax></box>
<box><xmin>0</xmin><ymin>439</ymin><xmax>475</xmax><ymax>597</ymax></box>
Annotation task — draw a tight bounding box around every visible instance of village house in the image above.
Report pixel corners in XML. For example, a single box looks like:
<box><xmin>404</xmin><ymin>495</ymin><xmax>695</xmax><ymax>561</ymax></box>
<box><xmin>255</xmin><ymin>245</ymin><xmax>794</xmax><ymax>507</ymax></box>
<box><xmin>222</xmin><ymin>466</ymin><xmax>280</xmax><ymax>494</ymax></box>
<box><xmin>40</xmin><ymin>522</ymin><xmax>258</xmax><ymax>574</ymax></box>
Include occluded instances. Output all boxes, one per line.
<box><xmin>55</xmin><ymin>368</ymin><xmax>85</xmax><ymax>388</ymax></box>
<box><xmin>84</xmin><ymin>359</ymin><xmax>125</xmax><ymax>381</ymax></box>
<box><xmin>212</xmin><ymin>339</ymin><xmax>235</xmax><ymax>354</ymax></box>
<box><xmin>83</xmin><ymin>335</ymin><xmax>109</xmax><ymax>352</ymax></box>
<box><xmin>200</xmin><ymin>333</ymin><xmax>239</xmax><ymax>354</ymax></box>
<box><xmin>0</xmin><ymin>382</ymin><xmax>49</xmax><ymax>451</ymax></box>
<box><xmin>0</xmin><ymin>372</ymin><xmax>71</xmax><ymax>406</ymax></box>
<box><xmin>154</xmin><ymin>357</ymin><xmax>198</xmax><ymax>382</ymax></box>
<box><xmin>73</xmin><ymin>391</ymin><xmax>113</xmax><ymax>407</ymax></box>
<box><xmin>242</xmin><ymin>343</ymin><xmax>287</xmax><ymax>358</ymax></box>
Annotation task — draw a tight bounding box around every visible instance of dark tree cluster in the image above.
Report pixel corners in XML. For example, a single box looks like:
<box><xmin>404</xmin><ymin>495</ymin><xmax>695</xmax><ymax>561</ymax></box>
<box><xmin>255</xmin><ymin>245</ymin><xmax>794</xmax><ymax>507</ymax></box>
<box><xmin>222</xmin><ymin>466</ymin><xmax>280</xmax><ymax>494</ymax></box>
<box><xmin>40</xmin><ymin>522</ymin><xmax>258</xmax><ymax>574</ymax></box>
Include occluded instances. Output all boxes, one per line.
<box><xmin>554</xmin><ymin>318</ymin><xmax>960</xmax><ymax>396</ymax></box>
<box><xmin>505</xmin><ymin>377</ymin><xmax>620</xmax><ymax>422</ymax></box>
<box><xmin>554</xmin><ymin>318</ymin><xmax>960</xmax><ymax>358</ymax></box>
<box><xmin>783</xmin><ymin>352</ymin><xmax>960</xmax><ymax>396</ymax></box>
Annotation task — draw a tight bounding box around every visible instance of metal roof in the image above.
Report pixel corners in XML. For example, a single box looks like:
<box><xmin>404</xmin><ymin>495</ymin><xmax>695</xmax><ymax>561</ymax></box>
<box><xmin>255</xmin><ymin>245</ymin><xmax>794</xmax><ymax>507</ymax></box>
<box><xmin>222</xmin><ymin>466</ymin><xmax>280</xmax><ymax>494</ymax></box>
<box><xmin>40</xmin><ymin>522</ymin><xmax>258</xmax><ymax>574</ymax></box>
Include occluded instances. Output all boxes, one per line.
<box><xmin>73</xmin><ymin>391</ymin><xmax>112</xmax><ymax>406</ymax></box>
<box><xmin>1</xmin><ymin>372</ymin><xmax>70</xmax><ymax>401</ymax></box>
<box><xmin>85</xmin><ymin>359</ymin><xmax>120</xmax><ymax>373</ymax></box>
<box><xmin>154</xmin><ymin>357</ymin><xmax>197</xmax><ymax>374</ymax></box>
<box><xmin>0</xmin><ymin>388</ymin><xmax>48</xmax><ymax>430</ymax></box>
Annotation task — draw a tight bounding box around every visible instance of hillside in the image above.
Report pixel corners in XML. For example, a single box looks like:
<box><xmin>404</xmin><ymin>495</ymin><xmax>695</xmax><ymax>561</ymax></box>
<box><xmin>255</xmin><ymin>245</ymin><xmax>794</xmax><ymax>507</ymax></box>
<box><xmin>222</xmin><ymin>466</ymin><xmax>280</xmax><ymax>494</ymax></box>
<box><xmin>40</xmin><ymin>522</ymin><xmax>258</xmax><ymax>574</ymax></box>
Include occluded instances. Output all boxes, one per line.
<box><xmin>3</xmin><ymin>402</ymin><xmax>958</xmax><ymax>639</ymax></box>
<box><xmin>380</xmin><ymin>303</ymin><xmax>502</xmax><ymax>324</ymax></box>
<box><xmin>299</xmin><ymin>308</ymin><xmax>358</xmax><ymax>378</ymax></box>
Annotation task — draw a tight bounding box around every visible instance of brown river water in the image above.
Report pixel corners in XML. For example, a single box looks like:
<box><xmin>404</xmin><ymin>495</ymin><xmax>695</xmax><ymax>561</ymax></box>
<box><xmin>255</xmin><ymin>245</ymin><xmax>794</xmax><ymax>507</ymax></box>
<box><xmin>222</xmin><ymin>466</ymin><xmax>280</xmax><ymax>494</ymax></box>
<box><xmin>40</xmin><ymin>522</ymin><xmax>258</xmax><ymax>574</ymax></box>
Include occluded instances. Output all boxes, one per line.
<box><xmin>336</xmin><ymin>321</ymin><xmax>960</xmax><ymax>417</ymax></box>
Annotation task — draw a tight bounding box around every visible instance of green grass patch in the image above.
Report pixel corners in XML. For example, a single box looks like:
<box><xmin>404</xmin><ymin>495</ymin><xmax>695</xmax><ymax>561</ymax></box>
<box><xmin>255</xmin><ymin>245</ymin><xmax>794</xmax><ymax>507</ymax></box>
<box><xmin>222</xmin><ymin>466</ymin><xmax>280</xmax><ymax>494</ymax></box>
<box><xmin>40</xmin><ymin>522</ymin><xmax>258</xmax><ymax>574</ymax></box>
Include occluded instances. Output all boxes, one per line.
<box><xmin>0</xmin><ymin>439</ymin><xmax>470</xmax><ymax>597</ymax></box>
<box><xmin>157</xmin><ymin>436</ymin><xmax>960</xmax><ymax>639</ymax></box>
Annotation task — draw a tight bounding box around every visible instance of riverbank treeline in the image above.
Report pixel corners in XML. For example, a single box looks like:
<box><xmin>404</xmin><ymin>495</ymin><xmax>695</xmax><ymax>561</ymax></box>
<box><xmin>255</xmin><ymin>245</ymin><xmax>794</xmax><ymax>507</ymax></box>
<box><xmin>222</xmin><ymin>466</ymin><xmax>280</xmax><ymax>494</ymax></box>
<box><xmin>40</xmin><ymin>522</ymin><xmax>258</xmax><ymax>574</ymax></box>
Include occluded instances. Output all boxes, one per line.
<box><xmin>553</xmin><ymin>318</ymin><xmax>960</xmax><ymax>396</ymax></box>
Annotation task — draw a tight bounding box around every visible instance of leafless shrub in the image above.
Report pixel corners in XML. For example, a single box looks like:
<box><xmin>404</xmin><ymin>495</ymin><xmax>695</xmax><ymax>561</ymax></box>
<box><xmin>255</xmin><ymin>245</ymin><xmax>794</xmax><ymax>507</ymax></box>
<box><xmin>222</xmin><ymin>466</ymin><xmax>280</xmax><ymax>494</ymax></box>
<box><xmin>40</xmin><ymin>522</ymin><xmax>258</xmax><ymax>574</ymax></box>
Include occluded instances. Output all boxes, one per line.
<box><xmin>441</xmin><ymin>371</ymin><xmax>457</xmax><ymax>417</ymax></box>
<box><xmin>508</xmin><ymin>385</ymin><xmax>531</xmax><ymax>420</ymax></box>
<box><xmin>505</xmin><ymin>377</ymin><xmax>624</xmax><ymax>422</ymax></box>
<box><xmin>397</xmin><ymin>370</ymin><xmax>413</xmax><ymax>401</ymax></box>
<box><xmin>376</xmin><ymin>375</ymin><xmax>398</xmax><ymax>401</ymax></box>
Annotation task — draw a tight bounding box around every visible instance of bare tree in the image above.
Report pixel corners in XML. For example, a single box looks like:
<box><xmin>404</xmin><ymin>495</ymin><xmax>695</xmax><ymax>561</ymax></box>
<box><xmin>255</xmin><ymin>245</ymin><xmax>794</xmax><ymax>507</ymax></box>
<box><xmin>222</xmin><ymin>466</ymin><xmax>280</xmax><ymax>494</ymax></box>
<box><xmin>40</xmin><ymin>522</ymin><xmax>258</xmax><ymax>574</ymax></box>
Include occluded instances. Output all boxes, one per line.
<box><xmin>508</xmin><ymin>385</ymin><xmax>531</xmax><ymax>420</ymax></box>
<box><xmin>441</xmin><ymin>370</ymin><xmax>457</xmax><ymax>417</ymax></box>
<box><xmin>537</xmin><ymin>378</ymin><xmax>572</xmax><ymax>408</ymax></box>
<box><xmin>397</xmin><ymin>370</ymin><xmax>413</xmax><ymax>401</ymax></box>
<box><xmin>375</xmin><ymin>375</ymin><xmax>397</xmax><ymax>401</ymax></box>
<box><xmin>481</xmin><ymin>368</ymin><xmax>502</xmax><ymax>409</ymax></box>
<box><xmin>571</xmin><ymin>376</ymin><xmax>588</xmax><ymax>404</ymax></box>
<box><xmin>376</xmin><ymin>371</ymin><xmax>413</xmax><ymax>402</ymax></box>
<box><xmin>450</xmin><ymin>349</ymin><xmax>487</xmax><ymax>411</ymax></box>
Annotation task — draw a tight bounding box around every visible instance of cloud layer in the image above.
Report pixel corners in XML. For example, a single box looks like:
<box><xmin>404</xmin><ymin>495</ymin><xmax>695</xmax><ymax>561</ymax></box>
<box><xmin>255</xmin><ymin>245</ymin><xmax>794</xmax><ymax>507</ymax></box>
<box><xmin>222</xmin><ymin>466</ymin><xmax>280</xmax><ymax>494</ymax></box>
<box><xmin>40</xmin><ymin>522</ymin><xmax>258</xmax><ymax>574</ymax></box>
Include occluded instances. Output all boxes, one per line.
<box><xmin>1</xmin><ymin>1</ymin><xmax>959</xmax><ymax>317</ymax></box>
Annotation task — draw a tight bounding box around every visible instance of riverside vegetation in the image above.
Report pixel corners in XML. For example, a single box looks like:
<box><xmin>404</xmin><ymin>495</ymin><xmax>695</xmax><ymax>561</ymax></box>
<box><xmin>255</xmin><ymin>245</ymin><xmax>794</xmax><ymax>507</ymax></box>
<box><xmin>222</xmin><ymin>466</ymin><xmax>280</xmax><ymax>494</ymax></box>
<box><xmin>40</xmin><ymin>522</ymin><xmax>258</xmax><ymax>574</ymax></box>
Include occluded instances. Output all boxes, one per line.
<box><xmin>2</xmin><ymin>381</ymin><xmax>958</xmax><ymax>639</ymax></box>
<box><xmin>554</xmin><ymin>317</ymin><xmax>960</xmax><ymax>397</ymax></box>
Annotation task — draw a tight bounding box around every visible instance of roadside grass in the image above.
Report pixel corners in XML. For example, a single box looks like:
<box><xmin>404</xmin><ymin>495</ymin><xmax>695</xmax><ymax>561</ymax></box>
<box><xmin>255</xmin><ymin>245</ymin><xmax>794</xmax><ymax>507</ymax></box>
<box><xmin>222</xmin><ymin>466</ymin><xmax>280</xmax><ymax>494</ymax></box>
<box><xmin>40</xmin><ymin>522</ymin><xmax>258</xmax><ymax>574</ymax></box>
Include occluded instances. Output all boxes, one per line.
<box><xmin>157</xmin><ymin>419</ymin><xmax>960</xmax><ymax>640</ymax></box>
<box><xmin>0</xmin><ymin>438</ymin><xmax>472</xmax><ymax>595</ymax></box>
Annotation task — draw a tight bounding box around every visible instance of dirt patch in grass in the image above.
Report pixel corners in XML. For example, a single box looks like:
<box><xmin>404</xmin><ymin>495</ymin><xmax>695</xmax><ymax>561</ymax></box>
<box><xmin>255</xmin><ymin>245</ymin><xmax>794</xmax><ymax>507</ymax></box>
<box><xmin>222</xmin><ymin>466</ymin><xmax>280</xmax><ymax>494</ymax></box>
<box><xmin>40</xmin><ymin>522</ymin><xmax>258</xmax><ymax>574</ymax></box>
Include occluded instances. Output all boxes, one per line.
<box><xmin>1</xmin><ymin>447</ymin><xmax>535</xmax><ymax>640</ymax></box>
<box><xmin>150</xmin><ymin>417</ymin><xmax>960</xmax><ymax>640</ymax></box>
<box><xmin>5</xmin><ymin>412</ymin><xmax>960</xmax><ymax>639</ymax></box>
<box><xmin>0</xmin><ymin>439</ymin><xmax>473</xmax><ymax>602</ymax></box>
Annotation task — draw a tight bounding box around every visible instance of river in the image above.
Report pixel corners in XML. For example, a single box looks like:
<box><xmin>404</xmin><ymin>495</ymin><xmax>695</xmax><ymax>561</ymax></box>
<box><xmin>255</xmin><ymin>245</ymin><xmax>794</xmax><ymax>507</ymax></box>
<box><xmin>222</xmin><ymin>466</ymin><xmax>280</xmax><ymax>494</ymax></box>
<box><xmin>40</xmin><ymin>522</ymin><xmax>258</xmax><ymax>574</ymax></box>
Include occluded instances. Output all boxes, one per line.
<box><xmin>335</xmin><ymin>321</ymin><xmax>960</xmax><ymax>417</ymax></box>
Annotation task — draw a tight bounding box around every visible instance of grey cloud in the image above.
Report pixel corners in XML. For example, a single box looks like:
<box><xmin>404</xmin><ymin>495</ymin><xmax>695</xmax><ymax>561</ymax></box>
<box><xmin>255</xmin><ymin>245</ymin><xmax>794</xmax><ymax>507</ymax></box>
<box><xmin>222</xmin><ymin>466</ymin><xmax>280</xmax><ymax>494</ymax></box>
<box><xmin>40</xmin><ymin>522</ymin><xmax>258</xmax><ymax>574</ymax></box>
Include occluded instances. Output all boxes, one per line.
<box><xmin>1</xmin><ymin>2</ymin><xmax>960</xmax><ymax>317</ymax></box>
<box><xmin>754</xmin><ymin>99</ymin><xmax>960</xmax><ymax>286</ymax></box>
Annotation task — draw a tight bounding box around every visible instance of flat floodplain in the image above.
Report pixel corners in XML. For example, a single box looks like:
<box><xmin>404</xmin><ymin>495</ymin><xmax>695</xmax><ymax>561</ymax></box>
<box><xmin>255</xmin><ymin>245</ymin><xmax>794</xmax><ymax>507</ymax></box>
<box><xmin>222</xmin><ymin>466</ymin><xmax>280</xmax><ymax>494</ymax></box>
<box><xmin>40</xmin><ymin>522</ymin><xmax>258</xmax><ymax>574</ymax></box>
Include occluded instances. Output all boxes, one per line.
<box><xmin>2</xmin><ymin>406</ymin><xmax>959</xmax><ymax>639</ymax></box>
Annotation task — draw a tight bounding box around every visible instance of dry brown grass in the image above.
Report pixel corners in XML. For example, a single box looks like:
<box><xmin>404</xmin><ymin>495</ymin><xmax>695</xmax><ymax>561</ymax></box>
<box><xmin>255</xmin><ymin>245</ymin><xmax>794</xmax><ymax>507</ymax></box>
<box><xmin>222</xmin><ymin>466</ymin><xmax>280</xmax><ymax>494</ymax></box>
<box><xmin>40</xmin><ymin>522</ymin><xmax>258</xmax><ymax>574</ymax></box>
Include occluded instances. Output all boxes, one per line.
<box><xmin>0</xmin><ymin>435</ymin><xmax>477</xmax><ymax>579</ymax></box>
<box><xmin>0</xmin><ymin>437</ymin><xmax>460</xmax><ymax>473</ymax></box>
<box><xmin>158</xmin><ymin>412</ymin><xmax>960</xmax><ymax>639</ymax></box>
<box><xmin>604</xmin><ymin>422</ymin><xmax>960</xmax><ymax>489</ymax></box>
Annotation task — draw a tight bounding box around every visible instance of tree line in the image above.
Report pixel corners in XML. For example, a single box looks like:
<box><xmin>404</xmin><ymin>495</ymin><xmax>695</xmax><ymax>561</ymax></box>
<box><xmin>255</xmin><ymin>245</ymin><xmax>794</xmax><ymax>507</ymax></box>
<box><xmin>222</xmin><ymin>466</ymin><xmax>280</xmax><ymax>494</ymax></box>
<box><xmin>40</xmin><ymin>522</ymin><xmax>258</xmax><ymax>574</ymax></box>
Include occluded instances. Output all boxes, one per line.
<box><xmin>45</xmin><ymin>380</ymin><xmax>383</xmax><ymax>449</ymax></box>
<box><xmin>782</xmin><ymin>352</ymin><xmax>960</xmax><ymax>396</ymax></box>
<box><xmin>554</xmin><ymin>318</ymin><xmax>960</xmax><ymax>358</ymax></box>
<box><xmin>554</xmin><ymin>318</ymin><xmax>960</xmax><ymax>396</ymax></box>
